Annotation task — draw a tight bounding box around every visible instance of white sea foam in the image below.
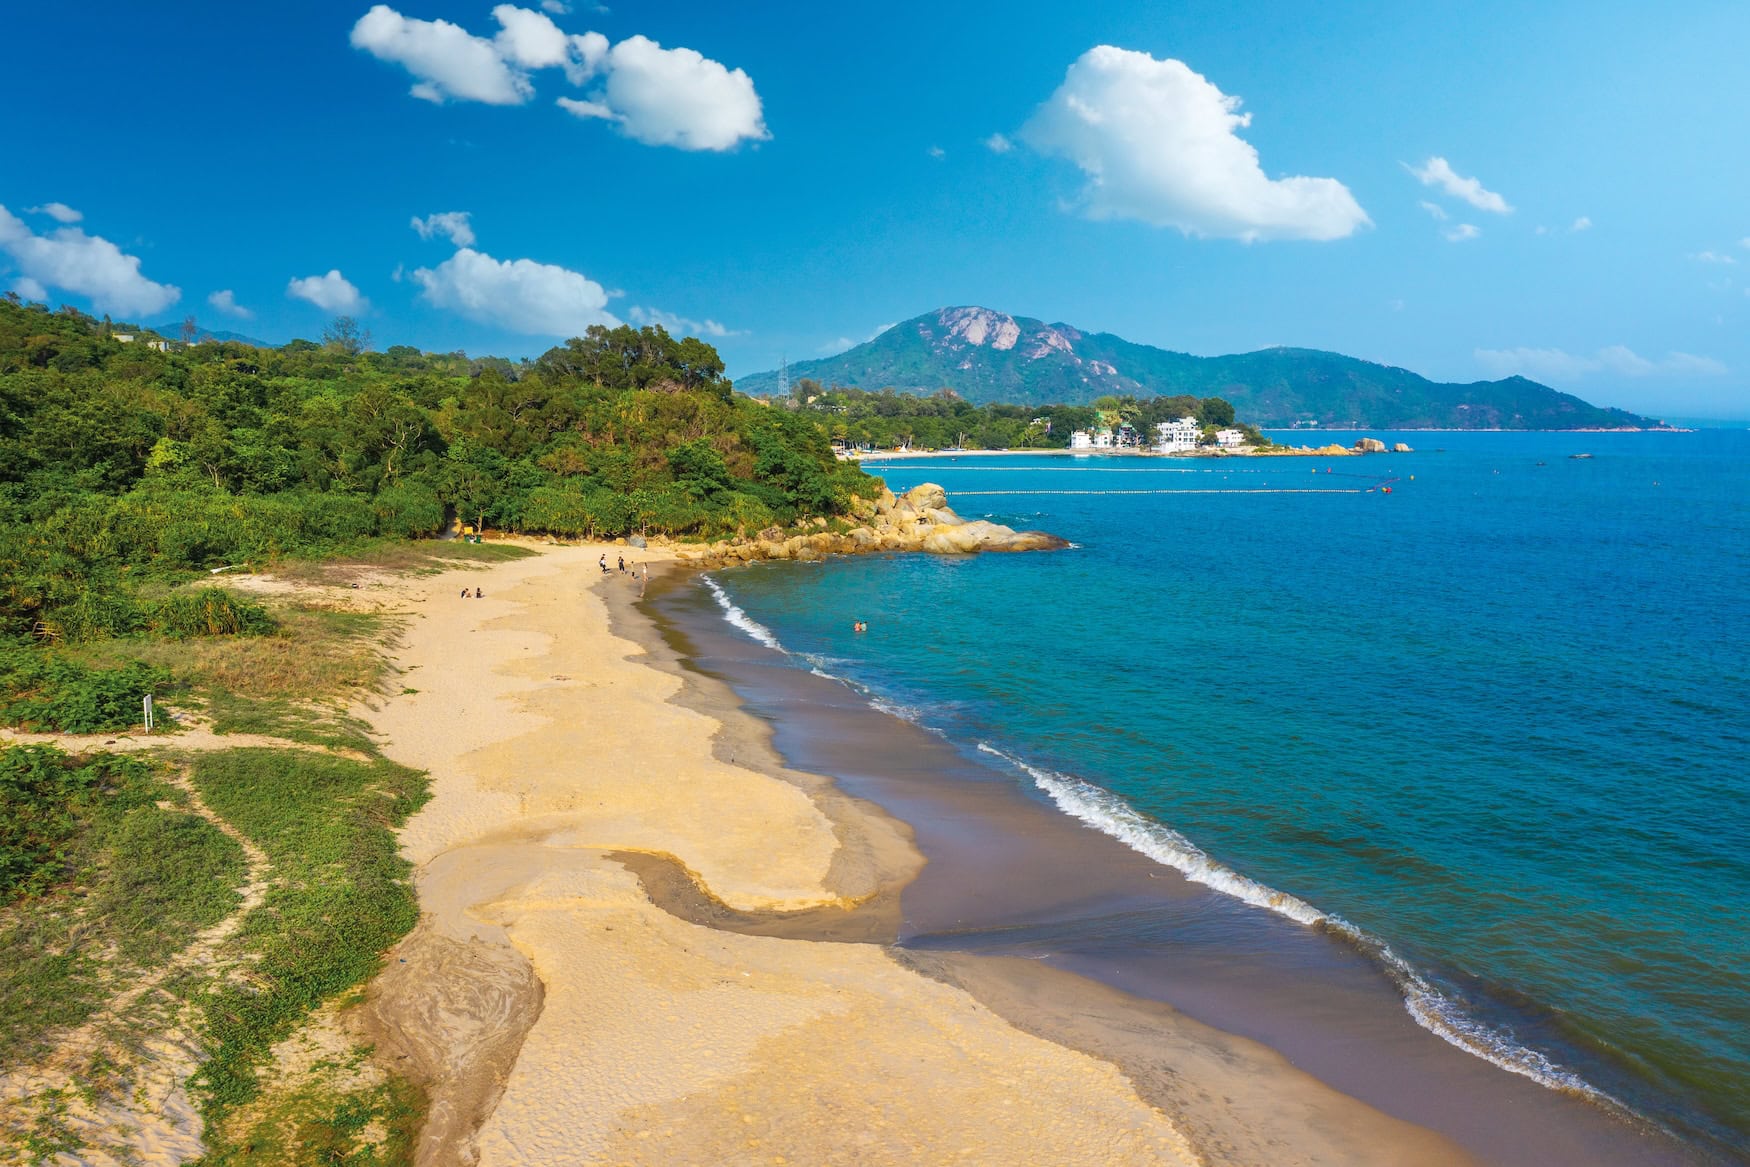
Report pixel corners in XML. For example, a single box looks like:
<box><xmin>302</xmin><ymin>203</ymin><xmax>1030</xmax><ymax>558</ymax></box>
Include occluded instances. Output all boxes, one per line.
<box><xmin>974</xmin><ymin>742</ymin><xmax>1618</xmax><ymax>1107</ymax></box>
<box><xmin>700</xmin><ymin>575</ymin><xmax>785</xmax><ymax>653</ymax></box>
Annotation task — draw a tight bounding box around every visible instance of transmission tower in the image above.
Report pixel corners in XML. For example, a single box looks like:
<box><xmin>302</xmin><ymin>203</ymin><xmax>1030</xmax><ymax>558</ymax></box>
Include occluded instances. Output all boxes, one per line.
<box><xmin>778</xmin><ymin>354</ymin><xmax>789</xmax><ymax>400</ymax></box>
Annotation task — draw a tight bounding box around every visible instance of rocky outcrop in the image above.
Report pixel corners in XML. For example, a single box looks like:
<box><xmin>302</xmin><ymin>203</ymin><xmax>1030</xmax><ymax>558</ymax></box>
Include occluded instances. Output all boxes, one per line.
<box><xmin>676</xmin><ymin>484</ymin><xmax>1068</xmax><ymax>566</ymax></box>
<box><xmin>1392</xmin><ymin>442</ymin><xmax>1413</xmax><ymax>453</ymax></box>
<box><xmin>1354</xmin><ymin>437</ymin><xmax>1388</xmax><ymax>453</ymax></box>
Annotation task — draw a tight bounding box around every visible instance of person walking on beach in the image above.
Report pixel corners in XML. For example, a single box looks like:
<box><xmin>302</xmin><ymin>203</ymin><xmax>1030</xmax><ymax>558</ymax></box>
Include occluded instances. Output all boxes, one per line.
<box><xmin>599</xmin><ymin>553</ymin><xmax>608</xmax><ymax>573</ymax></box>
<box><xmin>618</xmin><ymin>555</ymin><xmax>626</xmax><ymax>573</ymax></box>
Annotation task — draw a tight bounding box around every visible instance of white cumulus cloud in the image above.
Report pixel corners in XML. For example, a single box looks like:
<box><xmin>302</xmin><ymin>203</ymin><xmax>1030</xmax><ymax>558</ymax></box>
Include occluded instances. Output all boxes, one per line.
<box><xmin>1408</xmin><ymin>157</ymin><xmax>1512</xmax><ymax>214</ymax></box>
<box><xmin>1571</xmin><ymin>216</ymin><xmax>1592</xmax><ymax>232</ymax></box>
<box><xmin>0</xmin><ymin>204</ymin><xmax>180</xmax><ymax>316</ymax></box>
<box><xmin>628</xmin><ymin>305</ymin><xmax>739</xmax><ymax>338</ymax></box>
<box><xmin>983</xmin><ymin>133</ymin><xmax>1012</xmax><ymax>154</ymax></box>
<box><xmin>287</xmin><ymin>270</ymin><xmax>366</xmax><ymax>313</ymax></box>
<box><xmin>350</xmin><ymin>4</ymin><xmax>532</xmax><ymax>104</ymax></box>
<box><xmin>411</xmin><ymin>210</ymin><xmax>477</xmax><ymax>247</ymax></box>
<box><xmin>562</xmin><ymin>34</ymin><xmax>768</xmax><ymax>151</ymax></box>
<box><xmin>1018</xmin><ymin>46</ymin><xmax>1369</xmax><ymax>242</ymax></box>
<box><xmin>1475</xmin><ymin>345</ymin><xmax>1728</xmax><ymax>382</ymax></box>
<box><xmin>1443</xmin><ymin>223</ymin><xmax>1481</xmax><ymax>243</ymax></box>
<box><xmin>13</xmin><ymin>277</ymin><xmax>48</xmax><ymax>301</ymax></box>
<box><xmin>413</xmin><ymin>247</ymin><xmax>618</xmax><ymax>335</ymax></box>
<box><xmin>491</xmin><ymin>4</ymin><xmax>570</xmax><ymax>68</ymax></box>
<box><xmin>207</xmin><ymin>289</ymin><xmax>254</xmax><ymax>319</ymax></box>
<box><xmin>353</xmin><ymin>7</ymin><xmax>765</xmax><ymax>152</ymax></box>
<box><xmin>26</xmin><ymin>202</ymin><xmax>83</xmax><ymax>224</ymax></box>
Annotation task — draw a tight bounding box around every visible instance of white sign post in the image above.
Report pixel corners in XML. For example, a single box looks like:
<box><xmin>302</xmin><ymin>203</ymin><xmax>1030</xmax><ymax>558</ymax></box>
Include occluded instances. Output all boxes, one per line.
<box><xmin>143</xmin><ymin>694</ymin><xmax>154</xmax><ymax>733</ymax></box>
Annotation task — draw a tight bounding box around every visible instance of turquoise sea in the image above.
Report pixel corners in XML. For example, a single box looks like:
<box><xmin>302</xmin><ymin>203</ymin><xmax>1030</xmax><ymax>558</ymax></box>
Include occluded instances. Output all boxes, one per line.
<box><xmin>697</xmin><ymin>431</ymin><xmax>1750</xmax><ymax>1158</ymax></box>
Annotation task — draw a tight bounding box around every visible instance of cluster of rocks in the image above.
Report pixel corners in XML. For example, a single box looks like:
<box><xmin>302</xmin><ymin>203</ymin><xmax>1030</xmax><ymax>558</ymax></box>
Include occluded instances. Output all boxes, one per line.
<box><xmin>676</xmin><ymin>484</ymin><xmax>1068</xmax><ymax>565</ymax></box>
<box><xmin>1271</xmin><ymin>439</ymin><xmax>1414</xmax><ymax>456</ymax></box>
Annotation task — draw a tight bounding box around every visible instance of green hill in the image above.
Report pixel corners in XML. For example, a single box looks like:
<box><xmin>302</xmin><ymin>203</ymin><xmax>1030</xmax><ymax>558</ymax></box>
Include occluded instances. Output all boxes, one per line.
<box><xmin>738</xmin><ymin>307</ymin><xmax>1668</xmax><ymax>430</ymax></box>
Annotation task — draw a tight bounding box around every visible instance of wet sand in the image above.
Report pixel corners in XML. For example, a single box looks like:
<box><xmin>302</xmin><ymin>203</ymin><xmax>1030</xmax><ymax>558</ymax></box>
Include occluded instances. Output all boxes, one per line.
<box><xmin>647</xmin><ymin>568</ymin><xmax>1711</xmax><ymax>1167</ymax></box>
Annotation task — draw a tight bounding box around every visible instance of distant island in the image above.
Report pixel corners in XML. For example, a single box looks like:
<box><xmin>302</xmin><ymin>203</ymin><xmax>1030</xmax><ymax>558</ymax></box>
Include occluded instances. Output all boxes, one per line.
<box><xmin>736</xmin><ymin>307</ymin><xmax>1673</xmax><ymax>431</ymax></box>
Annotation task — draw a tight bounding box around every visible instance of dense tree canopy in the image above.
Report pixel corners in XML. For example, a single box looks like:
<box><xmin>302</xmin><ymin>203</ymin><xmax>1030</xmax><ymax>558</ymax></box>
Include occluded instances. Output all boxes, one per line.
<box><xmin>0</xmin><ymin>297</ymin><xmax>875</xmax><ymax>644</ymax></box>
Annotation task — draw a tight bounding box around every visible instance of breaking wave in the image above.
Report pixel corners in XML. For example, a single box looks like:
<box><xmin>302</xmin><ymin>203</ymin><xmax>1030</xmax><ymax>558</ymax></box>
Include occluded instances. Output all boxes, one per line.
<box><xmin>974</xmin><ymin>742</ymin><xmax>1621</xmax><ymax>1109</ymax></box>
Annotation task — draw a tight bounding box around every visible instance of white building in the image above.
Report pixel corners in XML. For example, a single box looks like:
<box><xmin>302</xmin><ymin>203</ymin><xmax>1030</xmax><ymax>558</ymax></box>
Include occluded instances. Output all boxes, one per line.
<box><xmin>1154</xmin><ymin>416</ymin><xmax>1202</xmax><ymax>453</ymax></box>
<box><xmin>1070</xmin><ymin>429</ymin><xmax>1093</xmax><ymax>449</ymax></box>
<box><xmin>1215</xmin><ymin>428</ymin><xmax>1246</xmax><ymax>449</ymax></box>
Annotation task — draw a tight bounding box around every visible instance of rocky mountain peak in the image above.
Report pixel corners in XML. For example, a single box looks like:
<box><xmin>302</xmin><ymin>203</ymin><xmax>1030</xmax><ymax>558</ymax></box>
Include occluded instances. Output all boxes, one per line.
<box><xmin>933</xmin><ymin>306</ymin><xmax>1021</xmax><ymax>351</ymax></box>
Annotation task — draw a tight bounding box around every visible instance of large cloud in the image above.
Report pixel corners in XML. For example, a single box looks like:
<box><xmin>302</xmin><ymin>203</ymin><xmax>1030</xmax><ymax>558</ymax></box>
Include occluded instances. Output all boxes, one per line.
<box><xmin>1018</xmin><ymin>46</ymin><xmax>1368</xmax><ymax>242</ymax></box>
<box><xmin>1475</xmin><ymin>345</ymin><xmax>1727</xmax><ymax>381</ymax></box>
<box><xmin>0</xmin><ymin>204</ymin><xmax>180</xmax><ymax>316</ymax></box>
<box><xmin>352</xmin><ymin>6</ymin><xmax>766</xmax><ymax>151</ymax></box>
<box><xmin>1409</xmin><ymin>157</ymin><xmax>1512</xmax><ymax>214</ymax></box>
<box><xmin>287</xmin><ymin>270</ymin><xmax>367</xmax><ymax>313</ymax></box>
<box><xmin>350</xmin><ymin>4</ymin><xmax>532</xmax><ymax>104</ymax></box>
<box><xmin>412</xmin><ymin>247</ymin><xmax>618</xmax><ymax>335</ymax></box>
<box><xmin>560</xmin><ymin>34</ymin><xmax>768</xmax><ymax>151</ymax></box>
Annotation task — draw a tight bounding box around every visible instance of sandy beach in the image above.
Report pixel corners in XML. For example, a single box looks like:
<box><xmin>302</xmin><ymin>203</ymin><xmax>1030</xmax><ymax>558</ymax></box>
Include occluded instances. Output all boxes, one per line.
<box><xmin>354</xmin><ymin>542</ymin><xmax>1504</xmax><ymax>1166</ymax></box>
<box><xmin>360</xmin><ymin>544</ymin><xmax>1209</xmax><ymax>1165</ymax></box>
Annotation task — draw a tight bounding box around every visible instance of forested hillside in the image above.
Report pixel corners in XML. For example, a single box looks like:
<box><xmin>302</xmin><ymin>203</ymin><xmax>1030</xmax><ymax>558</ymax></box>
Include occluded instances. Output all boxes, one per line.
<box><xmin>0</xmin><ymin>297</ymin><xmax>873</xmax><ymax>644</ymax></box>
<box><xmin>739</xmin><ymin>307</ymin><xmax>1669</xmax><ymax>430</ymax></box>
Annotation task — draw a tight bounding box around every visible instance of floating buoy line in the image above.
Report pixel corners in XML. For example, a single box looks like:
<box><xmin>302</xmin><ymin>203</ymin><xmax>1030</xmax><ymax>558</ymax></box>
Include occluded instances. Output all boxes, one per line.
<box><xmin>944</xmin><ymin>478</ymin><xmax>1400</xmax><ymax>497</ymax></box>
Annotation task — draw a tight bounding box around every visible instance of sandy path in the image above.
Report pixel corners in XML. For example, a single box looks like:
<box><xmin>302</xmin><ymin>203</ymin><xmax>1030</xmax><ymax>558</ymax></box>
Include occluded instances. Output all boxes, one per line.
<box><xmin>0</xmin><ymin>766</ymin><xmax>274</xmax><ymax>1167</ymax></box>
<box><xmin>358</xmin><ymin>544</ymin><xmax>1205</xmax><ymax>1166</ymax></box>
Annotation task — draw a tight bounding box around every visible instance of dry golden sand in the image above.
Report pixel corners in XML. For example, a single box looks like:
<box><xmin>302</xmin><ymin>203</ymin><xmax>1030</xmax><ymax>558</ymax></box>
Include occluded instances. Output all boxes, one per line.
<box><xmin>359</xmin><ymin>543</ymin><xmax>1201</xmax><ymax>1166</ymax></box>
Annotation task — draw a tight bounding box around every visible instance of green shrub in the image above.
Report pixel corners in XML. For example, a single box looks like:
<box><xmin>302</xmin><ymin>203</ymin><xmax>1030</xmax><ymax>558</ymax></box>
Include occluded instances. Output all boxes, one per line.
<box><xmin>0</xmin><ymin>745</ymin><xmax>151</xmax><ymax>902</ymax></box>
<box><xmin>150</xmin><ymin>588</ymin><xmax>276</xmax><ymax>640</ymax></box>
<box><xmin>371</xmin><ymin>480</ymin><xmax>445</xmax><ymax>538</ymax></box>
<box><xmin>0</xmin><ymin>648</ymin><xmax>171</xmax><ymax>733</ymax></box>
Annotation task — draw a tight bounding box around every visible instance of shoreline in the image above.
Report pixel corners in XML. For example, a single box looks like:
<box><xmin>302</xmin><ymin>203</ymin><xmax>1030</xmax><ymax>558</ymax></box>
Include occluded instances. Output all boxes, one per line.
<box><xmin>349</xmin><ymin>541</ymin><xmax>1707</xmax><ymax>1164</ymax></box>
<box><xmin>355</xmin><ymin>544</ymin><xmax>1204</xmax><ymax>1164</ymax></box>
<box><xmin>652</xmin><ymin>559</ymin><xmax>1712</xmax><ymax>1167</ymax></box>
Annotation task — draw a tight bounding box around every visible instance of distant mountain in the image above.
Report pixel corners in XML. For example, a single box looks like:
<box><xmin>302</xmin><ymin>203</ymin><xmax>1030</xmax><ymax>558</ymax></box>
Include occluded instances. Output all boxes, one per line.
<box><xmin>736</xmin><ymin>307</ymin><xmax>1669</xmax><ymax>430</ymax></box>
<box><xmin>150</xmin><ymin>321</ymin><xmax>274</xmax><ymax>348</ymax></box>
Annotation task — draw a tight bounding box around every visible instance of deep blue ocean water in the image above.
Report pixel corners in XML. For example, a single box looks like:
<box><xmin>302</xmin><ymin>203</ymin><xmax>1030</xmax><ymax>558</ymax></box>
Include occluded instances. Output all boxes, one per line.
<box><xmin>699</xmin><ymin>431</ymin><xmax>1749</xmax><ymax>1153</ymax></box>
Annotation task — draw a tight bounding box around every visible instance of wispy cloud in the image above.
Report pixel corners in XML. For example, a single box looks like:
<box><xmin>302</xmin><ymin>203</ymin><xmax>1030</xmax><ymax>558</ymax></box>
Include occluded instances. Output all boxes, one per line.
<box><xmin>208</xmin><ymin>289</ymin><xmax>254</xmax><ymax>319</ymax></box>
<box><xmin>1571</xmin><ymin>216</ymin><xmax>1592</xmax><ymax>232</ymax></box>
<box><xmin>411</xmin><ymin>210</ymin><xmax>476</xmax><ymax>247</ymax></box>
<box><xmin>627</xmin><ymin>304</ymin><xmax>741</xmax><ymax>338</ymax></box>
<box><xmin>25</xmin><ymin>202</ymin><xmax>82</xmax><ymax>224</ymax></box>
<box><xmin>1476</xmin><ymin>345</ymin><xmax>1727</xmax><ymax>381</ymax></box>
<box><xmin>1693</xmin><ymin>250</ymin><xmax>1737</xmax><ymax>265</ymax></box>
<box><xmin>1443</xmin><ymin>223</ymin><xmax>1480</xmax><ymax>243</ymax></box>
<box><xmin>983</xmin><ymin>133</ymin><xmax>1012</xmax><ymax>154</ymax></box>
<box><xmin>1418</xmin><ymin>200</ymin><xmax>1448</xmax><ymax>221</ymax></box>
<box><xmin>1408</xmin><ymin>156</ymin><xmax>1512</xmax><ymax>214</ymax></box>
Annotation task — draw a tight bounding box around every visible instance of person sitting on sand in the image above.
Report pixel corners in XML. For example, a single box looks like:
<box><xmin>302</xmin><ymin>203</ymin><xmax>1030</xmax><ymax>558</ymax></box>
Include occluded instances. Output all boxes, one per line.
<box><xmin>461</xmin><ymin>587</ymin><xmax>469</xmax><ymax>598</ymax></box>
<box><xmin>599</xmin><ymin>554</ymin><xmax>608</xmax><ymax>573</ymax></box>
<box><xmin>474</xmin><ymin>587</ymin><xmax>483</xmax><ymax>599</ymax></box>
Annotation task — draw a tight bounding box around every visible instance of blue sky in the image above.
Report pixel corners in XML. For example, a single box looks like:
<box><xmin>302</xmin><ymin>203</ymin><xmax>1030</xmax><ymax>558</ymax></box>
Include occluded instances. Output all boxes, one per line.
<box><xmin>4</xmin><ymin>0</ymin><xmax>1748</xmax><ymax>417</ymax></box>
